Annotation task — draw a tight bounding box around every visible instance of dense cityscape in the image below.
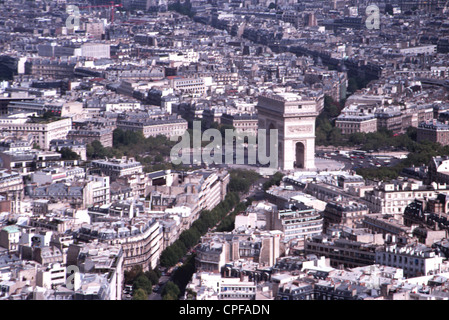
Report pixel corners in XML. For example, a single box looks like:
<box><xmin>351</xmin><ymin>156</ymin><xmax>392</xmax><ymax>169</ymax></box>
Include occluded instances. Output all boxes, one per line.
<box><xmin>0</xmin><ymin>0</ymin><xmax>449</xmax><ymax>305</ymax></box>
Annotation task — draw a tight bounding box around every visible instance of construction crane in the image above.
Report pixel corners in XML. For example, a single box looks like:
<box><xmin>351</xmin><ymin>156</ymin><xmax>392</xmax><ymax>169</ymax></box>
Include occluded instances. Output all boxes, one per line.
<box><xmin>80</xmin><ymin>2</ymin><xmax>123</xmax><ymax>23</ymax></box>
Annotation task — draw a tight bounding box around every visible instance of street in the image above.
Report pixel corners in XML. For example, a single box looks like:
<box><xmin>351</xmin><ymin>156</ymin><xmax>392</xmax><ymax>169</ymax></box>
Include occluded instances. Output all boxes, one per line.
<box><xmin>315</xmin><ymin>148</ymin><xmax>404</xmax><ymax>171</ymax></box>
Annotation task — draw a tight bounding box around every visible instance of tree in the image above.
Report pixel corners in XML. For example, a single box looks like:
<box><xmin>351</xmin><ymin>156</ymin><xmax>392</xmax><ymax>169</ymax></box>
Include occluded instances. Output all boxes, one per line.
<box><xmin>57</xmin><ymin>147</ymin><xmax>80</xmax><ymax>160</ymax></box>
<box><xmin>144</xmin><ymin>269</ymin><xmax>160</xmax><ymax>286</ymax></box>
<box><xmin>160</xmin><ymin>246</ymin><xmax>179</xmax><ymax>268</ymax></box>
<box><xmin>172</xmin><ymin>255</ymin><xmax>196</xmax><ymax>295</ymax></box>
<box><xmin>124</xmin><ymin>265</ymin><xmax>143</xmax><ymax>284</ymax></box>
<box><xmin>263</xmin><ymin>172</ymin><xmax>284</xmax><ymax>190</ymax></box>
<box><xmin>162</xmin><ymin>292</ymin><xmax>178</xmax><ymax>300</ymax></box>
<box><xmin>162</xmin><ymin>281</ymin><xmax>180</xmax><ymax>299</ymax></box>
<box><xmin>133</xmin><ymin>274</ymin><xmax>153</xmax><ymax>295</ymax></box>
<box><xmin>133</xmin><ymin>288</ymin><xmax>148</xmax><ymax>300</ymax></box>
<box><xmin>228</xmin><ymin>169</ymin><xmax>260</xmax><ymax>194</ymax></box>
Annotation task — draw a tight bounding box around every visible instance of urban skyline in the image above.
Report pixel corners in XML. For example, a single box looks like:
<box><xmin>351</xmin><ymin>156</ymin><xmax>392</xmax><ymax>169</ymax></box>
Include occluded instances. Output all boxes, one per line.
<box><xmin>0</xmin><ymin>0</ymin><xmax>449</xmax><ymax>306</ymax></box>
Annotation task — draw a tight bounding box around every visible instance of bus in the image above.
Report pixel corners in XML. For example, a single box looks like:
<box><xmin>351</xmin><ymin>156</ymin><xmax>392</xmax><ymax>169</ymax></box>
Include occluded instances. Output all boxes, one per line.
<box><xmin>352</xmin><ymin>150</ymin><xmax>367</xmax><ymax>156</ymax></box>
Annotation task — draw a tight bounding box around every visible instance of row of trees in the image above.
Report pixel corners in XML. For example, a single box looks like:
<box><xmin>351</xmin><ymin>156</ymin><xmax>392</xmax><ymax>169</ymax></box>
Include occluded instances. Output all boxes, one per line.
<box><xmin>263</xmin><ymin>171</ymin><xmax>285</xmax><ymax>190</ymax></box>
<box><xmin>151</xmin><ymin>191</ymin><xmax>241</xmax><ymax>299</ymax></box>
<box><xmin>84</xmin><ymin>129</ymin><xmax>185</xmax><ymax>172</ymax></box>
<box><xmin>123</xmin><ymin>265</ymin><xmax>161</xmax><ymax>300</ymax></box>
<box><xmin>228</xmin><ymin>169</ymin><xmax>261</xmax><ymax>193</ymax></box>
<box><xmin>354</xmin><ymin>127</ymin><xmax>449</xmax><ymax>181</ymax></box>
<box><xmin>315</xmin><ymin>95</ymin><xmax>346</xmax><ymax>146</ymax></box>
<box><xmin>215</xmin><ymin>201</ymin><xmax>248</xmax><ymax>232</ymax></box>
<box><xmin>159</xmin><ymin>191</ymin><xmax>241</xmax><ymax>269</ymax></box>
<box><xmin>164</xmin><ymin>255</ymin><xmax>196</xmax><ymax>300</ymax></box>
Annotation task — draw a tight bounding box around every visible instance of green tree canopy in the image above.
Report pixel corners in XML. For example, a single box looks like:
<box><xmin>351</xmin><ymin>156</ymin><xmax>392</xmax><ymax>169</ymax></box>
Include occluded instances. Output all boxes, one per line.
<box><xmin>132</xmin><ymin>288</ymin><xmax>148</xmax><ymax>300</ymax></box>
<box><xmin>133</xmin><ymin>274</ymin><xmax>152</xmax><ymax>295</ymax></box>
<box><xmin>162</xmin><ymin>281</ymin><xmax>181</xmax><ymax>299</ymax></box>
<box><xmin>57</xmin><ymin>147</ymin><xmax>80</xmax><ymax>160</ymax></box>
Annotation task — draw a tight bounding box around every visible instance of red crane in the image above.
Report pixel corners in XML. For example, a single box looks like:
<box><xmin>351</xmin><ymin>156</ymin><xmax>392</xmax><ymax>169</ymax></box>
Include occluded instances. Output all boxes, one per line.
<box><xmin>80</xmin><ymin>2</ymin><xmax>123</xmax><ymax>23</ymax></box>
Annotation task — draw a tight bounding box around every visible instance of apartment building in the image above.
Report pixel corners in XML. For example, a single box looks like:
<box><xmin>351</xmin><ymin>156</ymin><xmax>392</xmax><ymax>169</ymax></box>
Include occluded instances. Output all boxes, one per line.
<box><xmin>376</xmin><ymin>244</ymin><xmax>447</xmax><ymax>278</ymax></box>
<box><xmin>375</xmin><ymin>109</ymin><xmax>404</xmax><ymax>134</ymax></box>
<box><xmin>80</xmin><ymin>43</ymin><xmax>110</xmax><ymax>59</ymax></box>
<box><xmin>268</xmin><ymin>203</ymin><xmax>323</xmax><ymax>246</ymax></box>
<box><xmin>0</xmin><ymin>115</ymin><xmax>72</xmax><ymax>150</ymax></box>
<box><xmin>84</xmin><ymin>175</ymin><xmax>110</xmax><ymax>206</ymax></box>
<box><xmin>399</xmin><ymin>45</ymin><xmax>437</xmax><ymax>56</ymax></box>
<box><xmin>24</xmin><ymin>60</ymin><xmax>75</xmax><ymax>80</ymax></box>
<box><xmin>362</xmin><ymin>213</ymin><xmax>412</xmax><ymax>238</ymax></box>
<box><xmin>76</xmin><ymin>217</ymin><xmax>163</xmax><ymax>271</ymax></box>
<box><xmin>186</xmin><ymin>272</ymin><xmax>257</xmax><ymax>300</ymax></box>
<box><xmin>335</xmin><ymin>114</ymin><xmax>377</xmax><ymax>135</ymax></box>
<box><xmin>183</xmin><ymin>169</ymin><xmax>230</xmax><ymax>213</ymax></box>
<box><xmin>90</xmin><ymin>157</ymin><xmax>143</xmax><ymax>179</ymax></box>
<box><xmin>0</xmin><ymin>169</ymin><xmax>23</xmax><ymax>196</ymax></box>
<box><xmin>305</xmin><ymin>233</ymin><xmax>382</xmax><ymax>269</ymax></box>
<box><xmin>417</xmin><ymin>120</ymin><xmax>449</xmax><ymax>146</ymax></box>
<box><xmin>0</xmin><ymin>225</ymin><xmax>20</xmax><ymax>252</ymax></box>
<box><xmin>116</xmin><ymin>117</ymin><xmax>187</xmax><ymax>139</ymax></box>
<box><xmin>31</xmin><ymin>167</ymin><xmax>85</xmax><ymax>185</ymax></box>
<box><xmin>35</xmin><ymin>263</ymin><xmax>66</xmax><ymax>289</ymax></box>
<box><xmin>171</xmin><ymin>77</ymin><xmax>209</xmax><ymax>97</ymax></box>
<box><xmin>195</xmin><ymin>239</ymin><xmax>229</xmax><ymax>272</ymax></box>
<box><xmin>323</xmin><ymin>201</ymin><xmax>369</xmax><ymax>230</ymax></box>
<box><xmin>364</xmin><ymin>180</ymin><xmax>449</xmax><ymax>214</ymax></box>
<box><xmin>49</xmin><ymin>139</ymin><xmax>86</xmax><ymax>161</ymax></box>
<box><xmin>221</xmin><ymin>113</ymin><xmax>258</xmax><ymax>136</ymax></box>
<box><xmin>66</xmin><ymin>241</ymin><xmax>124</xmax><ymax>300</ymax></box>
<box><xmin>197</xmin><ymin>229</ymin><xmax>282</xmax><ymax>271</ymax></box>
<box><xmin>26</xmin><ymin>175</ymin><xmax>110</xmax><ymax>208</ymax></box>
<box><xmin>67</xmin><ymin>127</ymin><xmax>113</xmax><ymax>148</ymax></box>
<box><xmin>403</xmin><ymin>197</ymin><xmax>449</xmax><ymax>239</ymax></box>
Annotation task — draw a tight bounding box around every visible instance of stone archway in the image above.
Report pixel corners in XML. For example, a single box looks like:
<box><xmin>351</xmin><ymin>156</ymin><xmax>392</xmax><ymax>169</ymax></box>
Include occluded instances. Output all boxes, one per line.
<box><xmin>295</xmin><ymin>142</ymin><xmax>305</xmax><ymax>168</ymax></box>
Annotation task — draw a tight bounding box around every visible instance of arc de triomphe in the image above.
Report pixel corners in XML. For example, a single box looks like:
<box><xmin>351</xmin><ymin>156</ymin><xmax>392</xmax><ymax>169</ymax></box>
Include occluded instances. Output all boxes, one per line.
<box><xmin>256</xmin><ymin>92</ymin><xmax>318</xmax><ymax>171</ymax></box>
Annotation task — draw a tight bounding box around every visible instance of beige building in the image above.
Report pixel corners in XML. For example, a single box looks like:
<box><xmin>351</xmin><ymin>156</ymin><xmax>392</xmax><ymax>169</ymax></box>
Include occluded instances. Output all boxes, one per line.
<box><xmin>67</xmin><ymin>127</ymin><xmax>113</xmax><ymax>148</ymax></box>
<box><xmin>335</xmin><ymin>115</ymin><xmax>377</xmax><ymax>134</ymax></box>
<box><xmin>0</xmin><ymin>225</ymin><xmax>20</xmax><ymax>252</ymax></box>
<box><xmin>172</xmin><ymin>77</ymin><xmax>209</xmax><ymax>97</ymax></box>
<box><xmin>91</xmin><ymin>157</ymin><xmax>143</xmax><ymax>179</ymax></box>
<box><xmin>417</xmin><ymin>120</ymin><xmax>449</xmax><ymax>146</ymax></box>
<box><xmin>80</xmin><ymin>43</ymin><xmax>110</xmax><ymax>59</ymax></box>
<box><xmin>116</xmin><ymin>117</ymin><xmax>187</xmax><ymax>139</ymax></box>
<box><xmin>364</xmin><ymin>180</ymin><xmax>449</xmax><ymax>214</ymax></box>
<box><xmin>0</xmin><ymin>115</ymin><xmax>72</xmax><ymax>150</ymax></box>
<box><xmin>76</xmin><ymin>217</ymin><xmax>163</xmax><ymax>271</ymax></box>
<box><xmin>221</xmin><ymin>113</ymin><xmax>258</xmax><ymax>136</ymax></box>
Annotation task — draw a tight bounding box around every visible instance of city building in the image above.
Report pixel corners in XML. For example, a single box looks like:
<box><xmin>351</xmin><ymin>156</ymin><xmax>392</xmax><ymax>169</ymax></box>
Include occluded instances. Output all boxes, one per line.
<box><xmin>268</xmin><ymin>203</ymin><xmax>323</xmax><ymax>248</ymax></box>
<box><xmin>376</xmin><ymin>244</ymin><xmax>448</xmax><ymax>278</ymax></box>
